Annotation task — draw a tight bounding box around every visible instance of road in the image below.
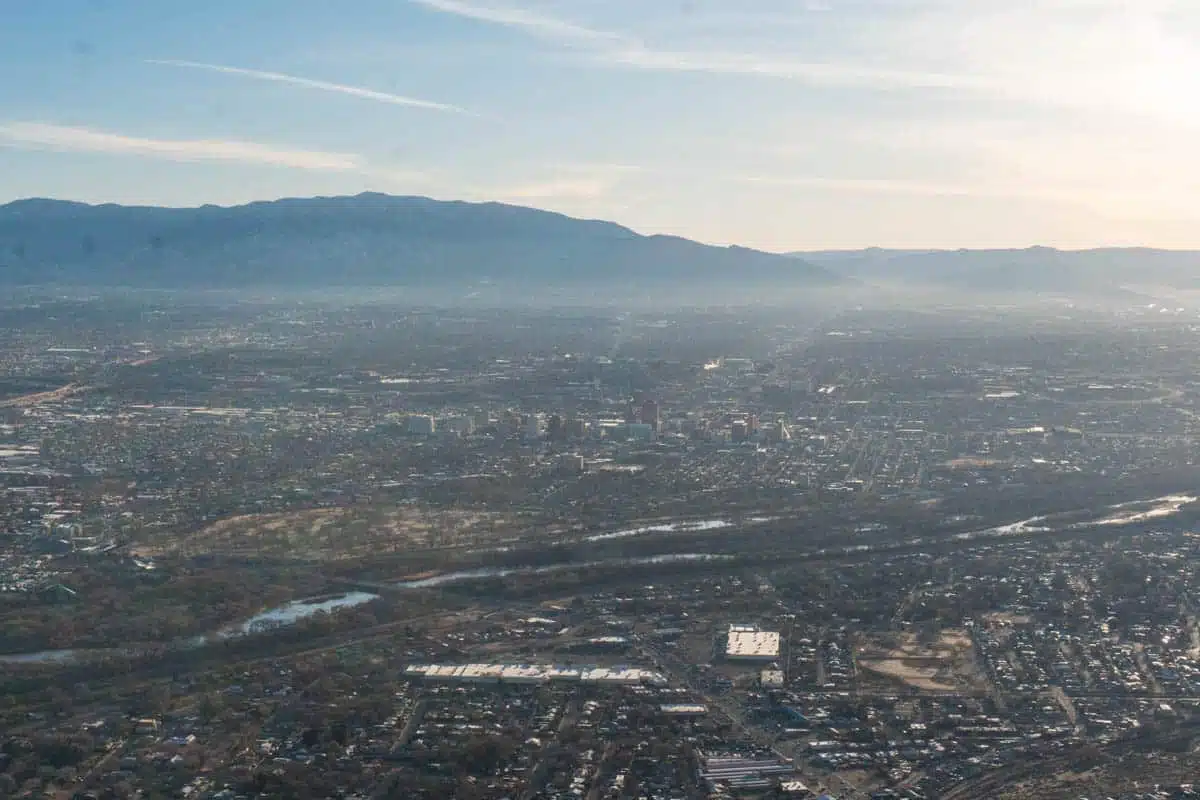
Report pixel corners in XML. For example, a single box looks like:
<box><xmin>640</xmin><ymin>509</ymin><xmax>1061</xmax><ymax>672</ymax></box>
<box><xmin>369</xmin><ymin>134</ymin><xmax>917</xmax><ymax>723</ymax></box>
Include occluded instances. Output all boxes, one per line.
<box><xmin>640</xmin><ymin>640</ymin><xmax>870</xmax><ymax>799</ymax></box>
<box><xmin>58</xmin><ymin>737</ymin><xmax>126</xmax><ymax>799</ymax></box>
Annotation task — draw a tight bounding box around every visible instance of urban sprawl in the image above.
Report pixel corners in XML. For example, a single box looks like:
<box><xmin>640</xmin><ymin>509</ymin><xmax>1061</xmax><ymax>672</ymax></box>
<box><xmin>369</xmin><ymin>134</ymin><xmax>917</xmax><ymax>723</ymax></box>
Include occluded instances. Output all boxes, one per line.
<box><xmin>4</xmin><ymin>300</ymin><xmax>1200</xmax><ymax>799</ymax></box>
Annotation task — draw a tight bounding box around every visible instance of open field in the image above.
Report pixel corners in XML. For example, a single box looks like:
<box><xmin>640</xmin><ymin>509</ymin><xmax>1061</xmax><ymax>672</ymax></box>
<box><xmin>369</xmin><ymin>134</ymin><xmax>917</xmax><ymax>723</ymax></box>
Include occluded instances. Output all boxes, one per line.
<box><xmin>140</xmin><ymin>505</ymin><xmax>520</xmax><ymax>560</ymax></box>
<box><xmin>855</xmin><ymin>629</ymin><xmax>980</xmax><ymax>693</ymax></box>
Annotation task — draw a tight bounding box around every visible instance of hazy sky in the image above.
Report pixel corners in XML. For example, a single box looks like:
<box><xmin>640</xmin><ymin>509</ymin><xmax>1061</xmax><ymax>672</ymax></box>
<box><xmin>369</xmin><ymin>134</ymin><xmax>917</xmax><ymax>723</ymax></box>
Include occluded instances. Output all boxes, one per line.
<box><xmin>4</xmin><ymin>0</ymin><xmax>1200</xmax><ymax>250</ymax></box>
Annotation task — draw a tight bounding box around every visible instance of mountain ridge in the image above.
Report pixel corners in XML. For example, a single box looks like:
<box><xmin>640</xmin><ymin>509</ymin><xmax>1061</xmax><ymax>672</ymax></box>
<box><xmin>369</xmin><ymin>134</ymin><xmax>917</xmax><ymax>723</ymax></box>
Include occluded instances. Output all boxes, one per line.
<box><xmin>0</xmin><ymin>193</ymin><xmax>840</xmax><ymax>295</ymax></box>
<box><xmin>791</xmin><ymin>246</ymin><xmax>1200</xmax><ymax>295</ymax></box>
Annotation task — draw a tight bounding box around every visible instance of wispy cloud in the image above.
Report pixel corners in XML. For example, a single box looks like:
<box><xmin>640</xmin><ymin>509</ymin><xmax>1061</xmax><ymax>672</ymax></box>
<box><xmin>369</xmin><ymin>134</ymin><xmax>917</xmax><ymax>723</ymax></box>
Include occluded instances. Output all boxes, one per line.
<box><xmin>409</xmin><ymin>0</ymin><xmax>630</xmax><ymax>47</ymax></box>
<box><xmin>612</xmin><ymin>48</ymin><xmax>985</xmax><ymax>90</ymax></box>
<box><xmin>406</xmin><ymin>0</ymin><xmax>1200</xmax><ymax>117</ymax></box>
<box><xmin>409</xmin><ymin>0</ymin><xmax>986</xmax><ymax>91</ymax></box>
<box><xmin>148</xmin><ymin>59</ymin><xmax>474</xmax><ymax>115</ymax></box>
<box><xmin>0</xmin><ymin>122</ymin><xmax>364</xmax><ymax>171</ymax></box>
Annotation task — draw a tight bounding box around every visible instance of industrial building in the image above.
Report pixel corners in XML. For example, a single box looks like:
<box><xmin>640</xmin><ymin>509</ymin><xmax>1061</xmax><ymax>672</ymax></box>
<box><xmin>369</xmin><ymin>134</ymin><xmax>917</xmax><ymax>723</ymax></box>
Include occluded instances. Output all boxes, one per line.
<box><xmin>404</xmin><ymin>663</ymin><xmax>667</xmax><ymax>685</ymax></box>
<box><xmin>726</xmin><ymin>624</ymin><xmax>781</xmax><ymax>661</ymax></box>
<box><xmin>698</xmin><ymin>750</ymin><xmax>797</xmax><ymax>793</ymax></box>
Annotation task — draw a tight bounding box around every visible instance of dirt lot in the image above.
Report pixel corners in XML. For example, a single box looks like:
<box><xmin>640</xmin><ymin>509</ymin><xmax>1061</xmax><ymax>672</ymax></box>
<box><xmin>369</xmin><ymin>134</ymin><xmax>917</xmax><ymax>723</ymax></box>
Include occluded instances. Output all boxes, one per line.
<box><xmin>855</xmin><ymin>629</ymin><xmax>981</xmax><ymax>693</ymax></box>
<box><xmin>983</xmin><ymin>611</ymin><xmax>1034</xmax><ymax>627</ymax></box>
<box><xmin>144</xmin><ymin>505</ymin><xmax>519</xmax><ymax>560</ymax></box>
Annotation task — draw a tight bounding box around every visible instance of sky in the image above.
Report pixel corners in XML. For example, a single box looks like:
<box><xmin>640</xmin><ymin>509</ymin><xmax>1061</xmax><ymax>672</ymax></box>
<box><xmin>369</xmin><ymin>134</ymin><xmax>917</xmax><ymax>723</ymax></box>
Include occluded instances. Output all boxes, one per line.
<box><xmin>4</xmin><ymin>0</ymin><xmax>1200</xmax><ymax>250</ymax></box>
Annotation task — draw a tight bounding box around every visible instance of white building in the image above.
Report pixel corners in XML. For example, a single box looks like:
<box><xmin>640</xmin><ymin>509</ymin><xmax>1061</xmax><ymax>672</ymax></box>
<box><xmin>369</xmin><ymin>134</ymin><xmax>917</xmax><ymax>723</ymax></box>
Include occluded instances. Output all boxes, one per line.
<box><xmin>726</xmin><ymin>625</ymin><xmax>781</xmax><ymax>661</ymax></box>
<box><xmin>761</xmin><ymin>669</ymin><xmax>785</xmax><ymax>688</ymax></box>
<box><xmin>404</xmin><ymin>663</ymin><xmax>667</xmax><ymax>686</ymax></box>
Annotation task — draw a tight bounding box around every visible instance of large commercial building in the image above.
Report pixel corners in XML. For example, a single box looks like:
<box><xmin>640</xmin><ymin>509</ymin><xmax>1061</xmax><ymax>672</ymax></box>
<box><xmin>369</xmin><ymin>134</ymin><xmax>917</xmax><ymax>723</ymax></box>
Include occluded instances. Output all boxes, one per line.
<box><xmin>404</xmin><ymin>663</ymin><xmax>667</xmax><ymax>686</ymax></box>
<box><xmin>726</xmin><ymin>624</ymin><xmax>781</xmax><ymax>661</ymax></box>
<box><xmin>699</xmin><ymin>750</ymin><xmax>796</xmax><ymax>792</ymax></box>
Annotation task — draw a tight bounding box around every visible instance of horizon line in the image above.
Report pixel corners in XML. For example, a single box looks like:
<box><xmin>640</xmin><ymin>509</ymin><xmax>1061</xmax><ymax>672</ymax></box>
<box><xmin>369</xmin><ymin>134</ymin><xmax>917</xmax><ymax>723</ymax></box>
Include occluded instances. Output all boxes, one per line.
<box><xmin>2</xmin><ymin>192</ymin><xmax>1198</xmax><ymax>254</ymax></box>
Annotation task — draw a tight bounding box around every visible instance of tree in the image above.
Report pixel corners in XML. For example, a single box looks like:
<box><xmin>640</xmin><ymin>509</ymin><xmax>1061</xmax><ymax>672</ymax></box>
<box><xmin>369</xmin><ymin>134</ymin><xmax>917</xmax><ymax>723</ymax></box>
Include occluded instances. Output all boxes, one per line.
<box><xmin>197</xmin><ymin>691</ymin><xmax>225</xmax><ymax>724</ymax></box>
<box><xmin>462</xmin><ymin>735</ymin><xmax>516</xmax><ymax>775</ymax></box>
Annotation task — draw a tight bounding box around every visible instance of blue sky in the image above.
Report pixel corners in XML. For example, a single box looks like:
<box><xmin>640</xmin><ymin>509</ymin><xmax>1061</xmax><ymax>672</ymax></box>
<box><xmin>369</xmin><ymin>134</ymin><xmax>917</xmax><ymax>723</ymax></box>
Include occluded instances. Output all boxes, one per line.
<box><xmin>3</xmin><ymin>0</ymin><xmax>1200</xmax><ymax>249</ymax></box>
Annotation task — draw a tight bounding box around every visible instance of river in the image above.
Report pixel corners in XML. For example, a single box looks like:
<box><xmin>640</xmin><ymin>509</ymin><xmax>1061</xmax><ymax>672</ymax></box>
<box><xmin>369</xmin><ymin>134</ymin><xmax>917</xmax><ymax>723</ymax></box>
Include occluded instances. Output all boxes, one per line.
<box><xmin>5</xmin><ymin>493</ymin><xmax>1196</xmax><ymax>666</ymax></box>
<box><xmin>0</xmin><ymin>591</ymin><xmax>380</xmax><ymax>666</ymax></box>
<box><xmin>582</xmin><ymin>516</ymin><xmax>778</xmax><ymax>543</ymax></box>
<box><xmin>395</xmin><ymin>553</ymin><xmax>734</xmax><ymax>588</ymax></box>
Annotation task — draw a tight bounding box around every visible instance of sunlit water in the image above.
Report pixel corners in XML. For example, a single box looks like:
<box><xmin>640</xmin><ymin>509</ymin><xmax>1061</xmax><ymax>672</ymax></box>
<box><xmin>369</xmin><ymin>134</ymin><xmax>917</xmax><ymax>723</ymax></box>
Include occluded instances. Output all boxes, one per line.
<box><xmin>396</xmin><ymin>553</ymin><xmax>733</xmax><ymax>588</ymax></box>
<box><xmin>0</xmin><ymin>591</ymin><xmax>381</xmax><ymax>665</ymax></box>
<box><xmin>225</xmin><ymin>591</ymin><xmax>379</xmax><ymax>636</ymax></box>
<box><xmin>583</xmin><ymin>515</ymin><xmax>777</xmax><ymax>543</ymax></box>
<box><xmin>6</xmin><ymin>494</ymin><xmax>1196</xmax><ymax>665</ymax></box>
<box><xmin>584</xmin><ymin>519</ymin><xmax>734</xmax><ymax>542</ymax></box>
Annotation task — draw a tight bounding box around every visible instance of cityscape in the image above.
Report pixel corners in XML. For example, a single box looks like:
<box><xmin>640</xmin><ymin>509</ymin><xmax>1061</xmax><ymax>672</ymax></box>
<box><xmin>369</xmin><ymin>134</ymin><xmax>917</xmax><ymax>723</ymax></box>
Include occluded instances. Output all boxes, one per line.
<box><xmin>4</xmin><ymin>297</ymin><xmax>1200</xmax><ymax>798</ymax></box>
<box><xmin>8</xmin><ymin>0</ymin><xmax>1200</xmax><ymax>795</ymax></box>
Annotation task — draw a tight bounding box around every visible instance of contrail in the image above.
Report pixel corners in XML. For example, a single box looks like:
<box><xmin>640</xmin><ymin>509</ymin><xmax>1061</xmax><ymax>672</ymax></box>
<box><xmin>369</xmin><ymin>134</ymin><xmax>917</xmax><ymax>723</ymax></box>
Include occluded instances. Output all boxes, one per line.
<box><xmin>149</xmin><ymin>59</ymin><xmax>474</xmax><ymax>115</ymax></box>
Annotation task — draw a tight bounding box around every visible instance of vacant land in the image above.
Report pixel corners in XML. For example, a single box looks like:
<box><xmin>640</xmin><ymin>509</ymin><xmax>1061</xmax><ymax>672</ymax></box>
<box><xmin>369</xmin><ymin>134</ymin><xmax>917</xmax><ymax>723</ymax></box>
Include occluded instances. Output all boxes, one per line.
<box><xmin>855</xmin><ymin>629</ymin><xmax>979</xmax><ymax>693</ymax></box>
<box><xmin>144</xmin><ymin>506</ymin><xmax>519</xmax><ymax>560</ymax></box>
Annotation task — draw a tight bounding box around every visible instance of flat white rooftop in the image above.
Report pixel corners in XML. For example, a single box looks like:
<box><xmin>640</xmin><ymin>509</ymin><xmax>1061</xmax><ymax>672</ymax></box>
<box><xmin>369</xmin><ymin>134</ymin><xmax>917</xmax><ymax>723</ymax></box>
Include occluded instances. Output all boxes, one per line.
<box><xmin>726</xmin><ymin>625</ymin><xmax>780</xmax><ymax>659</ymax></box>
<box><xmin>761</xmin><ymin>669</ymin><xmax>785</xmax><ymax>687</ymax></box>
<box><xmin>404</xmin><ymin>663</ymin><xmax>667</xmax><ymax>685</ymax></box>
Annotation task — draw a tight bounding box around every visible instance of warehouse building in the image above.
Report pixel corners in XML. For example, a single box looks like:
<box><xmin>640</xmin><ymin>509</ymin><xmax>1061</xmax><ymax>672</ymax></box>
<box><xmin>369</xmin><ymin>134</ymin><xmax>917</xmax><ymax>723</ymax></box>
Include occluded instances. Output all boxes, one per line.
<box><xmin>404</xmin><ymin>663</ymin><xmax>667</xmax><ymax>685</ymax></box>
<box><xmin>726</xmin><ymin>624</ymin><xmax>781</xmax><ymax>661</ymax></box>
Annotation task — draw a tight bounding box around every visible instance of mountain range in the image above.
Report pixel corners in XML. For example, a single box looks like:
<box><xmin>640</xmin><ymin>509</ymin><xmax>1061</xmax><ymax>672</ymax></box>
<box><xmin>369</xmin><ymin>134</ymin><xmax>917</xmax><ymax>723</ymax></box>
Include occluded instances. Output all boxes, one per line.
<box><xmin>793</xmin><ymin>247</ymin><xmax>1200</xmax><ymax>298</ymax></box>
<box><xmin>5</xmin><ymin>193</ymin><xmax>1199</xmax><ymax>303</ymax></box>
<box><xmin>0</xmin><ymin>194</ymin><xmax>839</xmax><ymax>297</ymax></box>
